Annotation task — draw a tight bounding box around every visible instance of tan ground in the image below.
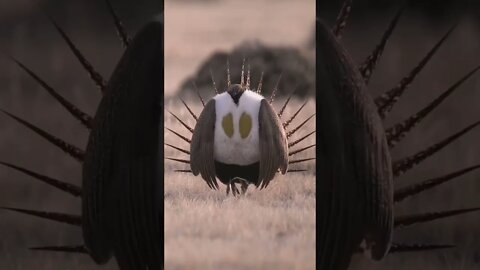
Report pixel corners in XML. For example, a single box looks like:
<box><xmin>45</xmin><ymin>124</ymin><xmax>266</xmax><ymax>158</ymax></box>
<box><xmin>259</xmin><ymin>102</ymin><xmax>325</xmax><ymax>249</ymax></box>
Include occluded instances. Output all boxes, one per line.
<box><xmin>0</xmin><ymin>0</ymin><xmax>478</xmax><ymax>269</ymax></box>
<box><xmin>164</xmin><ymin>2</ymin><xmax>316</xmax><ymax>267</ymax></box>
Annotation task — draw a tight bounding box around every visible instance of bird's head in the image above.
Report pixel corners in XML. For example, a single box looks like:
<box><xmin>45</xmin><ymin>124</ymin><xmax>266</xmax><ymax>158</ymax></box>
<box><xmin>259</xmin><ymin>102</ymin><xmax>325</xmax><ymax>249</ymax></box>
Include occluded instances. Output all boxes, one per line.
<box><xmin>226</xmin><ymin>83</ymin><xmax>247</xmax><ymax>104</ymax></box>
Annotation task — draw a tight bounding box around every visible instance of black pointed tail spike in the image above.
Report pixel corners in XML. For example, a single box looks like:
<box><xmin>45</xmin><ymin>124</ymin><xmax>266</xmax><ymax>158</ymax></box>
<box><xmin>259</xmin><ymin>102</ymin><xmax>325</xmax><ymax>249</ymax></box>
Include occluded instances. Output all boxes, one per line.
<box><xmin>278</xmin><ymin>90</ymin><xmax>295</xmax><ymax>119</ymax></box>
<box><xmin>210</xmin><ymin>68</ymin><xmax>218</xmax><ymax>94</ymax></box>
<box><xmin>0</xmin><ymin>161</ymin><xmax>81</xmax><ymax>197</ymax></box>
<box><xmin>167</xmin><ymin>110</ymin><xmax>194</xmax><ymax>133</ymax></box>
<box><xmin>387</xmin><ymin>65</ymin><xmax>480</xmax><ymax>149</ymax></box>
<box><xmin>256</xmin><ymin>71</ymin><xmax>264</xmax><ymax>94</ymax></box>
<box><xmin>227</xmin><ymin>59</ymin><xmax>231</xmax><ymax>88</ymax></box>
<box><xmin>246</xmin><ymin>63</ymin><xmax>251</xmax><ymax>89</ymax></box>
<box><xmin>375</xmin><ymin>22</ymin><xmax>458</xmax><ymax>119</ymax></box>
<box><xmin>289</xmin><ymin>157</ymin><xmax>315</xmax><ymax>165</ymax></box>
<box><xmin>289</xmin><ymin>144</ymin><xmax>316</xmax><ymax>157</ymax></box>
<box><xmin>8</xmin><ymin>55</ymin><xmax>93</xmax><ymax>129</ymax></box>
<box><xmin>393</xmin><ymin>120</ymin><xmax>480</xmax><ymax>177</ymax></box>
<box><xmin>240</xmin><ymin>58</ymin><xmax>246</xmax><ymax>87</ymax></box>
<box><xmin>165</xmin><ymin>143</ymin><xmax>190</xmax><ymax>155</ymax></box>
<box><xmin>286</xmin><ymin>169</ymin><xmax>309</xmax><ymax>173</ymax></box>
<box><xmin>104</xmin><ymin>0</ymin><xmax>131</xmax><ymax>47</ymax></box>
<box><xmin>0</xmin><ymin>110</ymin><xmax>85</xmax><ymax>162</ymax></box>
<box><xmin>174</xmin><ymin>169</ymin><xmax>192</xmax><ymax>173</ymax></box>
<box><xmin>278</xmin><ymin>97</ymin><xmax>292</xmax><ymax>119</ymax></box>
<box><xmin>389</xmin><ymin>243</ymin><xmax>455</xmax><ymax>253</ymax></box>
<box><xmin>165</xmin><ymin>157</ymin><xmax>190</xmax><ymax>164</ymax></box>
<box><xmin>30</xmin><ymin>245</ymin><xmax>88</xmax><ymax>254</ymax></box>
<box><xmin>179</xmin><ymin>97</ymin><xmax>198</xmax><ymax>121</ymax></box>
<box><xmin>283</xmin><ymin>99</ymin><xmax>308</xmax><ymax>129</ymax></box>
<box><xmin>192</xmin><ymin>81</ymin><xmax>205</xmax><ymax>107</ymax></box>
<box><xmin>288</xmin><ymin>130</ymin><xmax>316</xmax><ymax>148</ymax></box>
<box><xmin>394</xmin><ymin>207</ymin><xmax>480</xmax><ymax>228</ymax></box>
<box><xmin>286</xmin><ymin>114</ymin><xmax>316</xmax><ymax>138</ymax></box>
<box><xmin>394</xmin><ymin>164</ymin><xmax>480</xmax><ymax>203</ymax></box>
<box><xmin>1</xmin><ymin>207</ymin><xmax>81</xmax><ymax>226</ymax></box>
<box><xmin>165</xmin><ymin>127</ymin><xmax>191</xmax><ymax>144</ymax></box>
<box><xmin>332</xmin><ymin>0</ymin><xmax>353</xmax><ymax>38</ymax></box>
<box><xmin>359</xmin><ymin>6</ymin><xmax>405</xmax><ymax>84</ymax></box>
<box><xmin>47</xmin><ymin>15</ymin><xmax>107</xmax><ymax>93</ymax></box>
<box><xmin>269</xmin><ymin>73</ymin><xmax>282</xmax><ymax>104</ymax></box>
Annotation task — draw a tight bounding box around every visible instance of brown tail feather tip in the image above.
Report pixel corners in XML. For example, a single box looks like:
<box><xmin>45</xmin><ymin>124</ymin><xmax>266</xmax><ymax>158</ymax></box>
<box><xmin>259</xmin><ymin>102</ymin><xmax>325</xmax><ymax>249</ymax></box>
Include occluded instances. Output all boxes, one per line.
<box><xmin>387</xmin><ymin>65</ymin><xmax>480</xmax><ymax>149</ymax></box>
<box><xmin>393</xmin><ymin>120</ymin><xmax>480</xmax><ymax>177</ymax></box>
<box><xmin>256</xmin><ymin>71</ymin><xmax>264</xmax><ymax>94</ymax></box>
<box><xmin>166</xmin><ymin>157</ymin><xmax>190</xmax><ymax>164</ymax></box>
<box><xmin>174</xmin><ymin>169</ymin><xmax>192</xmax><ymax>173</ymax></box>
<box><xmin>269</xmin><ymin>73</ymin><xmax>283</xmax><ymax>104</ymax></box>
<box><xmin>165</xmin><ymin>127</ymin><xmax>191</xmax><ymax>143</ymax></box>
<box><xmin>104</xmin><ymin>0</ymin><xmax>131</xmax><ymax>47</ymax></box>
<box><xmin>394</xmin><ymin>207</ymin><xmax>480</xmax><ymax>228</ymax></box>
<box><xmin>0</xmin><ymin>207</ymin><xmax>81</xmax><ymax>226</ymax></box>
<box><xmin>332</xmin><ymin>0</ymin><xmax>353</xmax><ymax>38</ymax></box>
<box><xmin>210</xmin><ymin>68</ymin><xmax>219</xmax><ymax>94</ymax></box>
<box><xmin>47</xmin><ymin>15</ymin><xmax>107</xmax><ymax>93</ymax></box>
<box><xmin>394</xmin><ymin>163</ymin><xmax>480</xmax><ymax>203</ymax></box>
<box><xmin>8</xmin><ymin>55</ymin><xmax>93</xmax><ymax>129</ymax></box>
<box><xmin>165</xmin><ymin>143</ymin><xmax>190</xmax><ymax>155</ymax></box>
<box><xmin>179</xmin><ymin>97</ymin><xmax>198</xmax><ymax>121</ymax></box>
<box><xmin>0</xmin><ymin>109</ymin><xmax>85</xmax><ymax>162</ymax></box>
<box><xmin>192</xmin><ymin>81</ymin><xmax>205</xmax><ymax>107</ymax></box>
<box><xmin>389</xmin><ymin>243</ymin><xmax>455</xmax><ymax>253</ymax></box>
<box><xmin>287</xmin><ymin>114</ymin><xmax>316</xmax><ymax>138</ymax></box>
<box><xmin>375</xmin><ymin>22</ymin><xmax>459</xmax><ymax>119</ymax></box>
<box><xmin>288</xmin><ymin>130</ymin><xmax>316</xmax><ymax>148</ymax></box>
<box><xmin>0</xmin><ymin>161</ymin><xmax>81</xmax><ymax>197</ymax></box>
<box><xmin>278</xmin><ymin>89</ymin><xmax>295</xmax><ymax>118</ymax></box>
<box><xmin>287</xmin><ymin>169</ymin><xmax>309</xmax><ymax>173</ymax></box>
<box><xmin>168</xmin><ymin>110</ymin><xmax>194</xmax><ymax>133</ymax></box>
<box><xmin>283</xmin><ymin>100</ymin><xmax>308</xmax><ymax>129</ymax></box>
<box><xmin>289</xmin><ymin>157</ymin><xmax>315</xmax><ymax>165</ymax></box>
<box><xmin>30</xmin><ymin>245</ymin><xmax>88</xmax><ymax>254</ymax></box>
<box><xmin>359</xmin><ymin>6</ymin><xmax>405</xmax><ymax>83</ymax></box>
<box><xmin>289</xmin><ymin>144</ymin><xmax>316</xmax><ymax>156</ymax></box>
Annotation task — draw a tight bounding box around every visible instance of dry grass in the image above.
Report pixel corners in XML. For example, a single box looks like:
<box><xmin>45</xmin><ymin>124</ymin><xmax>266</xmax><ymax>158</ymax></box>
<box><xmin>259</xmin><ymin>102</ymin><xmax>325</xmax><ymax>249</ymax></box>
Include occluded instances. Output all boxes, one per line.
<box><xmin>164</xmin><ymin>2</ymin><xmax>316</xmax><ymax>268</ymax></box>
<box><xmin>164</xmin><ymin>97</ymin><xmax>316</xmax><ymax>270</ymax></box>
<box><xmin>1</xmin><ymin>0</ymin><xmax>478</xmax><ymax>269</ymax></box>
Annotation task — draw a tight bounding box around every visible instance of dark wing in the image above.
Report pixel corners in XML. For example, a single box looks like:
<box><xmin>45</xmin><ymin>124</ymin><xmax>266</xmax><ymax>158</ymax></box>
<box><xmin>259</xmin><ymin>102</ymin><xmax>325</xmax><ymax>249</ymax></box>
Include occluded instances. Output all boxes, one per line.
<box><xmin>258</xmin><ymin>99</ymin><xmax>288</xmax><ymax>189</ymax></box>
<box><xmin>317</xmin><ymin>19</ymin><xmax>393</xmax><ymax>270</ymax></box>
<box><xmin>82</xmin><ymin>19</ymin><xmax>163</xmax><ymax>270</ymax></box>
<box><xmin>190</xmin><ymin>99</ymin><xmax>218</xmax><ymax>189</ymax></box>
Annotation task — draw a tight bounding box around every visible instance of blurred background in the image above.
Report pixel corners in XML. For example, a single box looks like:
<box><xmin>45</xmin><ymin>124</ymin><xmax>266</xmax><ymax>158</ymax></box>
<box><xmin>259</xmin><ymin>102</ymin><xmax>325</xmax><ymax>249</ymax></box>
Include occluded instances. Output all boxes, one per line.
<box><xmin>165</xmin><ymin>0</ymin><xmax>315</xmax><ymax>100</ymax></box>
<box><xmin>321</xmin><ymin>0</ymin><xmax>480</xmax><ymax>269</ymax></box>
<box><xmin>0</xmin><ymin>0</ymin><xmax>160</xmax><ymax>269</ymax></box>
<box><xmin>164</xmin><ymin>1</ymin><xmax>315</xmax><ymax>269</ymax></box>
<box><xmin>0</xmin><ymin>0</ymin><xmax>479</xmax><ymax>269</ymax></box>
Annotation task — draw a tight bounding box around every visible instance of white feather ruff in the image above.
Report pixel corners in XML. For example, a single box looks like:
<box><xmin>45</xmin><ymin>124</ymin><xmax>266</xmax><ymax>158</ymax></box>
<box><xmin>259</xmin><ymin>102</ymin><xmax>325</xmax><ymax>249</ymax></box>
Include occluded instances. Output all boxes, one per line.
<box><xmin>213</xmin><ymin>90</ymin><xmax>264</xmax><ymax>165</ymax></box>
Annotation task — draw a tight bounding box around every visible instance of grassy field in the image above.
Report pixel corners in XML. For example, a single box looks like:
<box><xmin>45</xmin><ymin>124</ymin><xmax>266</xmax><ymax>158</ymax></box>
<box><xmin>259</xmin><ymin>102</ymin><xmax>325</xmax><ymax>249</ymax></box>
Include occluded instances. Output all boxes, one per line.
<box><xmin>164</xmin><ymin>98</ymin><xmax>317</xmax><ymax>270</ymax></box>
<box><xmin>1</xmin><ymin>0</ymin><xmax>479</xmax><ymax>269</ymax></box>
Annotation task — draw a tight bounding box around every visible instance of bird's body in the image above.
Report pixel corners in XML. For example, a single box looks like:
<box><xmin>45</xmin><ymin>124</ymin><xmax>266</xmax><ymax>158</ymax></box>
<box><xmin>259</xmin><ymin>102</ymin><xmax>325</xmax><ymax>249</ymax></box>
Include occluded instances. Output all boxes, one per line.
<box><xmin>213</xmin><ymin>90</ymin><xmax>262</xmax><ymax>166</ymax></box>
<box><xmin>213</xmin><ymin>89</ymin><xmax>263</xmax><ymax>186</ymax></box>
<box><xmin>190</xmin><ymin>83</ymin><xmax>288</xmax><ymax>194</ymax></box>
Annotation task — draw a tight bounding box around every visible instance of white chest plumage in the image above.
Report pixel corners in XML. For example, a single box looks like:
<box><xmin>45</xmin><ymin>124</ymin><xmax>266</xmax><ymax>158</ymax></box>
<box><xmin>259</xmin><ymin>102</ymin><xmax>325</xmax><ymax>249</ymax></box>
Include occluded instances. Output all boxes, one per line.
<box><xmin>213</xmin><ymin>90</ymin><xmax>264</xmax><ymax>165</ymax></box>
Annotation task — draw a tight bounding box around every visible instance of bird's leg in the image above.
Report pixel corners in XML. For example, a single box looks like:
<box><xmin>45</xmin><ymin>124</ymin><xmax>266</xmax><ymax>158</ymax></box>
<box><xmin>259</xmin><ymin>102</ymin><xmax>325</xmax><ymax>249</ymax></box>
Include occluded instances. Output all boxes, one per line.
<box><xmin>241</xmin><ymin>182</ymin><xmax>248</xmax><ymax>195</ymax></box>
<box><xmin>226</xmin><ymin>182</ymin><xmax>231</xmax><ymax>196</ymax></box>
<box><xmin>230</xmin><ymin>181</ymin><xmax>240</xmax><ymax>196</ymax></box>
<box><xmin>226</xmin><ymin>179</ymin><xmax>240</xmax><ymax>196</ymax></box>
<box><xmin>232</xmin><ymin>177</ymin><xmax>249</xmax><ymax>195</ymax></box>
